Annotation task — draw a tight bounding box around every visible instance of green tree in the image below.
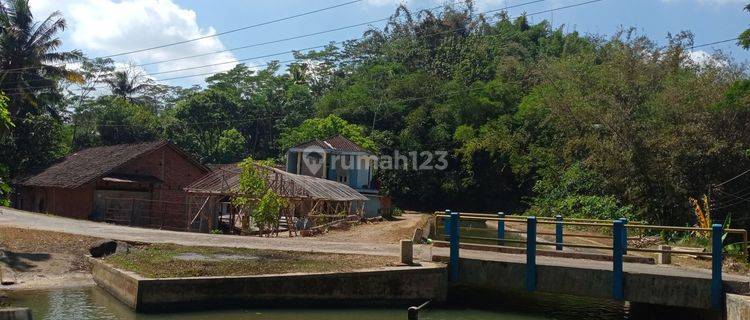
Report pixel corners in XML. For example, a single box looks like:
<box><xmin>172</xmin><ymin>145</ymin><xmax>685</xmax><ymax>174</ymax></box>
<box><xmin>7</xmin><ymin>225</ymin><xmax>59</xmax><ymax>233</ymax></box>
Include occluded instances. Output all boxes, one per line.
<box><xmin>0</xmin><ymin>0</ymin><xmax>80</xmax><ymax>178</ymax></box>
<box><xmin>96</xmin><ymin>97</ymin><xmax>160</xmax><ymax>145</ymax></box>
<box><xmin>278</xmin><ymin>114</ymin><xmax>377</xmax><ymax>152</ymax></box>
<box><xmin>232</xmin><ymin>157</ymin><xmax>287</xmax><ymax>236</ymax></box>
<box><xmin>164</xmin><ymin>88</ymin><xmax>244</xmax><ymax>163</ymax></box>
<box><xmin>103</xmin><ymin>69</ymin><xmax>154</xmax><ymax>102</ymax></box>
<box><xmin>0</xmin><ymin>91</ymin><xmax>11</xmax><ymax>137</ymax></box>
<box><xmin>0</xmin><ymin>0</ymin><xmax>82</xmax><ymax>117</ymax></box>
<box><xmin>740</xmin><ymin>4</ymin><xmax>750</xmax><ymax>49</ymax></box>
<box><xmin>215</xmin><ymin>129</ymin><xmax>246</xmax><ymax>164</ymax></box>
<box><xmin>0</xmin><ymin>92</ymin><xmax>11</xmax><ymax>206</ymax></box>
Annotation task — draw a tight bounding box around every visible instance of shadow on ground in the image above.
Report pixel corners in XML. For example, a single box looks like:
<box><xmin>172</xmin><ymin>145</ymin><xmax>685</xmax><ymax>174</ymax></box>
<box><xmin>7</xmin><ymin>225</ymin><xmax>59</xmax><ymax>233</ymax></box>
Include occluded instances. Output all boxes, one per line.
<box><xmin>0</xmin><ymin>250</ymin><xmax>51</xmax><ymax>271</ymax></box>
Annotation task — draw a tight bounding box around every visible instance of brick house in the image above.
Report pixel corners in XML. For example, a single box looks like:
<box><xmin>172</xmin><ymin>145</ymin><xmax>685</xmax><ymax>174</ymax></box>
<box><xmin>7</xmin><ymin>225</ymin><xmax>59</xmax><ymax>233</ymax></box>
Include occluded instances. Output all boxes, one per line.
<box><xmin>15</xmin><ymin>141</ymin><xmax>209</xmax><ymax>230</ymax></box>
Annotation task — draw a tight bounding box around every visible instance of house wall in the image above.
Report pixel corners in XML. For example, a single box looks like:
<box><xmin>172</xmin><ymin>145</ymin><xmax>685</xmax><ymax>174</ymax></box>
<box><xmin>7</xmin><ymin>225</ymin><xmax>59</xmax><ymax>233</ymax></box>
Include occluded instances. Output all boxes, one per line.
<box><xmin>112</xmin><ymin>145</ymin><xmax>207</xmax><ymax>230</ymax></box>
<box><xmin>18</xmin><ymin>184</ymin><xmax>94</xmax><ymax>220</ymax></box>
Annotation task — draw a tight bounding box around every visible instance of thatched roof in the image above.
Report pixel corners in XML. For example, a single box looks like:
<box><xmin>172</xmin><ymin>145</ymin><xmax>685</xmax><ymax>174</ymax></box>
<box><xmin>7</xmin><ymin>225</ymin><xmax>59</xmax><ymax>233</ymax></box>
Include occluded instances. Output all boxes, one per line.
<box><xmin>290</xmin><ymin>135</ymin><xmax>370</xmax><ymax>154</ymax></box>
<box><xmin>184</xmin><ymin>163</ymin><xmax>367</xmax><ymax>202</ymax></box>
<box><xmin>20</xmin><ymin>141</ymin><xmax>208</xmax><ymax>189</ymax></box>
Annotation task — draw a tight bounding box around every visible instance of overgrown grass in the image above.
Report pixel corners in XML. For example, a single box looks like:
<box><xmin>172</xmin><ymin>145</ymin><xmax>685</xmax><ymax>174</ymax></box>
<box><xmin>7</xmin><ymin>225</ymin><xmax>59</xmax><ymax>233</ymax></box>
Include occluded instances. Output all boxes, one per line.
<box><xmin>104</xmin><ymin>244</ymin><xmax>396</xmax><ymax>278</ymax></box>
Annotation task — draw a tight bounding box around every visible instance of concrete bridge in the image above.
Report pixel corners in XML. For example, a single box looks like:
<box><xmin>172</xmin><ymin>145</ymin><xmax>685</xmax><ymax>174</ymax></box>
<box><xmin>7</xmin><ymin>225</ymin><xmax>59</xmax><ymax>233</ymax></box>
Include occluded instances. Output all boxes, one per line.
<box><xmin>433</xmin><ymin>249</ymin><xmax>749</xmax><ymax>311</ymax></box>
<box><xmin>432</xmin><ymin>211</ymin><xmax>750</xmax><ymax>318</ymax></box>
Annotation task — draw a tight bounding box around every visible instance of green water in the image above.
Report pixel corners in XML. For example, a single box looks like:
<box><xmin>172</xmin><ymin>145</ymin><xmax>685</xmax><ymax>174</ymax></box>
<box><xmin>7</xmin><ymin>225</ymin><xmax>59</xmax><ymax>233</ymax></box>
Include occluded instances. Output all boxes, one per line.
<box><xmin>3</xmin><ymin>287</ymin><xmax>631</xmax><ymax>320</ymax></box>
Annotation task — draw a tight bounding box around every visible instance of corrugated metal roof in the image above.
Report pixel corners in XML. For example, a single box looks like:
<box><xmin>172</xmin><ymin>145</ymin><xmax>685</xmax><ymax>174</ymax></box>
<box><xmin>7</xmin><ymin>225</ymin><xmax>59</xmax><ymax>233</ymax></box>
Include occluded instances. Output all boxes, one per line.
<box><xmin>184</xmin><ymin>163</ymin><xmax>367</xmax><ymax>202</ymax></box>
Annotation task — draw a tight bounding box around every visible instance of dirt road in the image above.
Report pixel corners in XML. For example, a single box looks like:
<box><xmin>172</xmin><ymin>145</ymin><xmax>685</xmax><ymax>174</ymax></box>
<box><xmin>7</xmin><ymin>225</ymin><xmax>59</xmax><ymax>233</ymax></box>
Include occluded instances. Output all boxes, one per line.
<box><xmin>309</xmin><ymin>214</ymin><xmax>428</xmax><ymax>244</ymax></box>
<box><xmin>0</xmin><ymin>207</ymin><xmax>428</xmax><ymax>257</ymax></box>
<box><xmin>0</xmin><ymin>207</ymin><xmax>431</xmax><ymax>290</ymax></box>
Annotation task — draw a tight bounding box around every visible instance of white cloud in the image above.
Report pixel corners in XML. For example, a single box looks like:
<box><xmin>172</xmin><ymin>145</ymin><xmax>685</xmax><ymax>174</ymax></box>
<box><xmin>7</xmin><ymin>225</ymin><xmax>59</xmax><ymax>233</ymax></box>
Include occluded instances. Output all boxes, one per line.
<box><xmin>688</xmin><ymin>50</ymin><xmax>712</xmax><ymax>64</ymax></box>
<box><xmin>687</xmin><ymin>50</ymin><xmax>728</xmax><ymax>67</ymax></box>
<box><xmin>30</xmin><ymin>0</ymin><xmax>237</xmax><ymax>85</ymax></box>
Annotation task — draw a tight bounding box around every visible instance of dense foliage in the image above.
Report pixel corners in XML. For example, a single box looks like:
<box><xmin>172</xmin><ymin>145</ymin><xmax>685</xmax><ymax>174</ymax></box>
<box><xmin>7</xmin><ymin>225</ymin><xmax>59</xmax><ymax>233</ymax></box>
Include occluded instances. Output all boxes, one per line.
<box><xmin>2</xmin><ymin>0</ymin><xmax>750</xmax><ymax>227</ymax></box>
<box><xmin>233</xmin><ymin>157</ymin><xmax>287</xmax><ymax>236</ymax></box>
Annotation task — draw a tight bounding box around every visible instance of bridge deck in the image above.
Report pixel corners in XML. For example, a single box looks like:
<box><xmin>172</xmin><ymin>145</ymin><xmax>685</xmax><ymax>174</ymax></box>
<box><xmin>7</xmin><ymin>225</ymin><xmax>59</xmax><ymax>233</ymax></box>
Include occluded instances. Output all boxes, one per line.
<box><xmin>431</xmin><ymin>247</ymin><xmax>749</xmax><ymax>310</ymax></box>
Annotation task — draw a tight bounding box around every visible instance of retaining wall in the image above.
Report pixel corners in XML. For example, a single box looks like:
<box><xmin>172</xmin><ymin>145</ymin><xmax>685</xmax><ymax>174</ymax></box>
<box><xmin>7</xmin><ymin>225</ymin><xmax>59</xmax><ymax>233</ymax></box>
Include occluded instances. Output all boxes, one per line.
<box><xmin>90</xmin><ymin>258</ymin><xmax>447</xmax><ymax>312</ymax></box>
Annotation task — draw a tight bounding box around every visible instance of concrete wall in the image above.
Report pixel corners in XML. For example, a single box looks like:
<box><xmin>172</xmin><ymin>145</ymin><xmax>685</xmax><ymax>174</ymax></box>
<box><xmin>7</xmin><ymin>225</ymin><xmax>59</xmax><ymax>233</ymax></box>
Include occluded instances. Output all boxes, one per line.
<box><xmin>90</xmin><ymin>257</ymin><xmax>142</xmax><ymax>310</ymax></box>
<box><xmin>91</xmin><ymin>258</ymin><xmax>447</xmax><ymax>313</ymax></box>
<box><xmin>727</xmin><ymin>294</ymin><xmax>750</xmax><ymax>320</ymax></box>
<box><xmin>449</xmin><ymin>257</ymin><xmax>749</xmax><ymax>310</ymax></box>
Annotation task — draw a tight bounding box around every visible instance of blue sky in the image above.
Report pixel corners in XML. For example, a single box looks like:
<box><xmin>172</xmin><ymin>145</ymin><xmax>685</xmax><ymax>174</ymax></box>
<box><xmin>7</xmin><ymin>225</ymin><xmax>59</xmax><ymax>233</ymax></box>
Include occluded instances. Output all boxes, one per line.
<box><xmin>29</xmin><ymin>0</ymin><xmax>750</xmax><ymax>88</ymax></box>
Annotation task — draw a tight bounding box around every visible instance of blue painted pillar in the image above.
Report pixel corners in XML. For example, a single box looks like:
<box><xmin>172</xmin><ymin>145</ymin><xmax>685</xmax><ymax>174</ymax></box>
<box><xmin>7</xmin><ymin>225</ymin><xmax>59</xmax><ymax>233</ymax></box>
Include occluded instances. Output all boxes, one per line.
<box><xmin>612</xmin><ymin>220</ymin><xmax>624</xmax><ymax>300</ymax></box>
<box><xmin>620</xmin><ymin>218</ymin><xmax>628</xmax><ymax>255</ymax></box>
<box><xmin>526</xmin><ymin>216</ymin><xmax>537</xmax><ymax>292</ymax></box>
<box><xmin>449</xmin><ymin>212</ymin><xmax>460</xmax><ymax>282</ymax></box>
<box><xmin>555</xmin><ymin>215</ymin><xmax>563</xmax><ymax>251</ymax></box>
<box><xmin>711</xmin><ymin>223</ymin><xmax>723</xmax><ymax>310</ymax></box>
<box><xmin>497</xmin><ymin>212</ymin><xmax>505</xmax><ymax>246</ymax></box>
<box><xmin>443</xmin><ymin>209</ymin><xmax>451</xmax><ymax>240</ymax></box>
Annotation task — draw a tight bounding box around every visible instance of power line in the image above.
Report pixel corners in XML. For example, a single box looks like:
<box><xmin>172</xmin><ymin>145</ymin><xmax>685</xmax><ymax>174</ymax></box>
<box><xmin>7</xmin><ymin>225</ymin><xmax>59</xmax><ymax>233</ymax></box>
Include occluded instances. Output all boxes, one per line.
<box><xmin>714</xmin><ymin>169</ymin><xmax>750</xmax><ymax>188</ymax></box>
<box><xmin>0</xmin><ymin>0</ymin><xmax>525</xmax><ymax>75</ymax></box>
<box><xmin>0</xmin><ymin>0</ymin><xmax>366</xmax><ymax>74</ymax></box>
<box><xmin>715</xmin><ymin>189</ymin><xmax>750</xmax><ymax>205</ymax></box>
<box><xmin>101</xmin><ymin>0</ymin><xmax>365</xmax><ymax>59</ymax></box>
<box><xmin>1</xmin><ymin>0</ymin><xmax>568</xmax><ymax>93</ymax></box>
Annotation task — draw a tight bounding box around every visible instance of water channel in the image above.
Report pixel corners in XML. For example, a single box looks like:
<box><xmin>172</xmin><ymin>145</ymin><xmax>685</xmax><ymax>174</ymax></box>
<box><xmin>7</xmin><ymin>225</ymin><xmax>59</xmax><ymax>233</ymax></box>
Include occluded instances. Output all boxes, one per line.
<box><xmin>4</xmin><ymin>286</ymin><xmax>632</xmax><ymax>320</ymax></box>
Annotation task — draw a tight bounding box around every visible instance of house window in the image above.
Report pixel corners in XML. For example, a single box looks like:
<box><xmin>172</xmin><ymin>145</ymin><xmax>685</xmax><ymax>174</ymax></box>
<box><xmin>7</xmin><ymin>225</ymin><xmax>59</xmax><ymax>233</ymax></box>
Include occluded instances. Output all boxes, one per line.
<box><xmin>338</xmin><ymin>175</ymin><xmax>348</xmax><ymax>183</ymax></box>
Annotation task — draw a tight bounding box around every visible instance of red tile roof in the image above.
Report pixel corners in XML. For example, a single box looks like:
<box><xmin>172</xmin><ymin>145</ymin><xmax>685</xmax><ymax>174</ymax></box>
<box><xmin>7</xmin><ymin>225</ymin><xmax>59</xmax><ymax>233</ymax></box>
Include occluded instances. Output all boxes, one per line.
<box><xmin>292</xmin><ymin>135</ymin><xmax>370</xmax><ymax>153</ymax></box>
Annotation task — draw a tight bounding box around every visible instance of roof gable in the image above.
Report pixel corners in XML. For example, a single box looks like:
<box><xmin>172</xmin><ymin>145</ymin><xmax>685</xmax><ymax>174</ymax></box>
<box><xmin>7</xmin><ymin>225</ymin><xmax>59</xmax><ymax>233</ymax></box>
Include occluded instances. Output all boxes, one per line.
<box><xmin>21</xmin><ymin>141</ymin><xmax>207</xmax><ymax>189</ymax></box>
<box><xmin>290</xmin><ymin>135</ymin><xmax>370</xmax><ymax>154</ymax></box>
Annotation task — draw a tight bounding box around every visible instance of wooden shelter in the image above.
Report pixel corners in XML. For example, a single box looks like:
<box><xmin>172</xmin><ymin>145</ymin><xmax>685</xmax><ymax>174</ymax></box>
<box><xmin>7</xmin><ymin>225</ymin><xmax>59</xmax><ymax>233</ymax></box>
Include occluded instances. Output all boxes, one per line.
<box><xmin>183</xmin><ymin>163</ymin><xmax>368</xmax><ymax>235</ymax></box>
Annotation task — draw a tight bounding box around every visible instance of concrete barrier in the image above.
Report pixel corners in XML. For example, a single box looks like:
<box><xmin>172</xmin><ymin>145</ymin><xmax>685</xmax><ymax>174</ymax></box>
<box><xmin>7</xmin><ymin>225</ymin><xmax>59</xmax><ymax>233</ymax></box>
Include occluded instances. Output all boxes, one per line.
<box><xmin>0</xmin><ymin>308</ymin><xmax>32</xmax><ymax>320</ymax></box>
<box><xmin>727</xmin><ymin>294</ymin><xmax>750</xmax><ymax>320</ymax></box>
<box><xmin>90</xmin><ymin>258</ymin><xmax>447</xmax><ymax>313</ymax></box>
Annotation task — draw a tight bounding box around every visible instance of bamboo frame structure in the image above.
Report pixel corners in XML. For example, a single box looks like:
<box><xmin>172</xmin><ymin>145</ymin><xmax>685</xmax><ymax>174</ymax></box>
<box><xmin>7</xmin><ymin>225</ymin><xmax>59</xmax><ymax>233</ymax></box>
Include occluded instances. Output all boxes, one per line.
<box><xmin>184</xmin><ymin>163</ymin><xmax>367</xmax><ymax>235</ymax></box>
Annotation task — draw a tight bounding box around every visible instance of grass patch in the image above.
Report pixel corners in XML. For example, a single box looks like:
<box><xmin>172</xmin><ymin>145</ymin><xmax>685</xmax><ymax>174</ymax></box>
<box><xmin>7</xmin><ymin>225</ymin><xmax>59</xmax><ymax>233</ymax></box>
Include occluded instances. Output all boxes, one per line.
<box><xmin>104</xmin><ymin>244</ymin><xmax>397</xmax><ymax>278</ymax></box>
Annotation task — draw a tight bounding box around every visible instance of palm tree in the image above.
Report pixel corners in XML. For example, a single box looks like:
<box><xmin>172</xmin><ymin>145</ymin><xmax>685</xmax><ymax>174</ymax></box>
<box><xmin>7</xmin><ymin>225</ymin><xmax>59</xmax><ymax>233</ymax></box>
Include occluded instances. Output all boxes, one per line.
<box><xmin>103</xmin><ymin>69</ymin><xmax>153</xmax><ymax>101</ymax></box>
<box><xmin>0</xmin><ymin>0</ymin><xmax>82</xmax><ymax>117</ymax></box>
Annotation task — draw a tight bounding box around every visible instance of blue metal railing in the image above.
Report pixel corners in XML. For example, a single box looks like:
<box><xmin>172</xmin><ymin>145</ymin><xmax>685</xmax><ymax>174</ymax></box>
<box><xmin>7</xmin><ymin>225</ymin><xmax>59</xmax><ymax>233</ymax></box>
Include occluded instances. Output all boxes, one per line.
<box><xmin>442</xmin><ymin>210</ymin><xmax>725</xmax><ymax>310</ymax></box>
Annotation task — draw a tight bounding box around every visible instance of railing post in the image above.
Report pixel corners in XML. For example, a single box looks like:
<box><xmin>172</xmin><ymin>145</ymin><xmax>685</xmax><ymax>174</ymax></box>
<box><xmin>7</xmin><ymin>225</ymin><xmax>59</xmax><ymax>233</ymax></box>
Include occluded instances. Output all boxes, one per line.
<box><xmin>711</xmin><ymin>223</ymin><xmax>723</xmax><ymax>310</ymax></box>
<box><xmin>612</xmin><ymin>220</ymin><xmax>624</xmax><ymax>300</ymax></box>
<box><xmin>443</xmin><ymin>209</ymin><xmax>451</xmax><ymax>240</ymax></box>
<box><xmin>555</xmin><ymin>214</ymin><xmax>563</xmax><ymax>251</ymax></box>
<box><xmin>497</xmin><ymin>211</ymin><xmax>505</xmax><ymax>246</ymax></box>
<box><xmin>449</xmin><ymin>212</ymin><xmax>460</xmax><ymax>282</ymax></box>
<box><xmin>526</xmin><ymin>216</ymin><xmax>537</xmax><ymax>292</ymax></box>
<box><xmin>620</xmin><ymin>217</ymin><xmax>628</xmax><ymax>255</ymax></box>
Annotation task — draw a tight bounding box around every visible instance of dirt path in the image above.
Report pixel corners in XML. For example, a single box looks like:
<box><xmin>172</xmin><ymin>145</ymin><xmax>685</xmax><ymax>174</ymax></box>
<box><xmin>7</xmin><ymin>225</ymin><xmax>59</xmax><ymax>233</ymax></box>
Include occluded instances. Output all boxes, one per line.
<box><xmin>0</xmin><ymin>227</ymin><xmax>101</xmax><ymax>290</ymax></box>
<box><xmin>311</xmin><ymin>214</ymin><xmax>427</xmax><ymax>244</ymax></box>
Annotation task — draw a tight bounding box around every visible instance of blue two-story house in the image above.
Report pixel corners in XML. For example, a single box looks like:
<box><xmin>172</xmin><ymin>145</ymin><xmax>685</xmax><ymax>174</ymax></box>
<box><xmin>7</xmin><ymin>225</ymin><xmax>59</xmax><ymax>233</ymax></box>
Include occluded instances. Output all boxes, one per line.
<box><xmin>285</xmin><ymin>135</ymin><xmax>384</xmax><ymax>217</ymax></box>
